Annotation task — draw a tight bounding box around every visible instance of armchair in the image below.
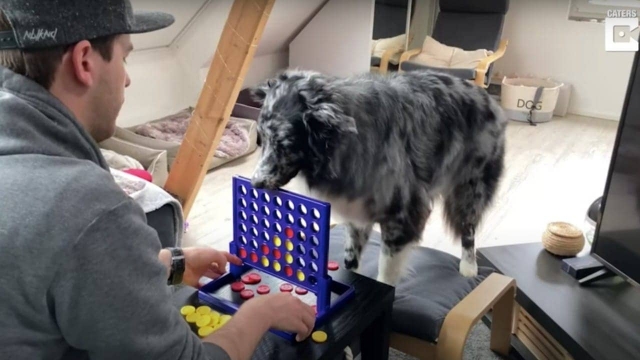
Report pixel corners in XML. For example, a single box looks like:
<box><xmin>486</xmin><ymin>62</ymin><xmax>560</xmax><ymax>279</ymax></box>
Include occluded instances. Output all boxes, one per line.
<box><xmin>329</xmin><ymin>224</ymin><xmax>516</xmax><ymax>360</ymax></box>
<box><xmin>371</xmin><ymin>0</ymin><xmax>416</xmax><ymax>74</ymax></box>
<box><xmin>399</xmin><ymin>0</ymin><xmax>510</xmax><ymax>87</ymax></box>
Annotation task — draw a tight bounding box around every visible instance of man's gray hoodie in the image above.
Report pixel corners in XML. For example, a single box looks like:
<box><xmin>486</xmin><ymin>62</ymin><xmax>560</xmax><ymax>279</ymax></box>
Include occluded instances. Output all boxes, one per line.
<box><xmin>0</xmin><ymin>66</ymin><xmax>230</xmax><ymax>359</ymax></box>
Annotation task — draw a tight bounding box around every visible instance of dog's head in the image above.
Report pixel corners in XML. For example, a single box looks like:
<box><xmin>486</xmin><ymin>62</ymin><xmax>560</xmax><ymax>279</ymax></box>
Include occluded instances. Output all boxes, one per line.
<box><xmin>249</xmin><ymin>69</ymin><xmax>357</xmax><ymax>189</ymax></box>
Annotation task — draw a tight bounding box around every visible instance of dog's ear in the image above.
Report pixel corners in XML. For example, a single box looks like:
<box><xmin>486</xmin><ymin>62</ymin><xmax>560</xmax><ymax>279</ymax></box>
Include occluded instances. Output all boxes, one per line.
<box><xmin>302</xmin><ymin>101</ymin><xmax>357</xmax><ymax>135</ymax></box>
<box><xmin>250</xmin><ymin>78</ymin><xmax>278</xmax><ymax>105</ymax></box>
<box><xmin>298</xmin><ymin>78</ymin><xmax>357</xmax><ymax>135</ymax></box>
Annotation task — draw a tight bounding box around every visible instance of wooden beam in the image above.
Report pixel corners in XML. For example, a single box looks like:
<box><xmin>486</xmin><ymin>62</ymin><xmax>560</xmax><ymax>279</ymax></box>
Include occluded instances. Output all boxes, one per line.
<box><xmin>164</xmin><ymin>0</ymin><xmax>275</xmax><ymax>217</ymax></box>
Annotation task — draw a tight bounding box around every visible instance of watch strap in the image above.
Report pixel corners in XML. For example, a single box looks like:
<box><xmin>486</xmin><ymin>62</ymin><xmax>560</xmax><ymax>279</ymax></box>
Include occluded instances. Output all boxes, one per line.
<box><xmin>167</xmin><ymin>247</ymin><xmax>185</xmax><ymax>285</ymax></box>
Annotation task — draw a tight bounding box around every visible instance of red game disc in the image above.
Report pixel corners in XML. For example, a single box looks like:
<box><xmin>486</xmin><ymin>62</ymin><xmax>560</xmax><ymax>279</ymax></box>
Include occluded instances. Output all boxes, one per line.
<box><xmin>328</xmin><ymin>261</ymin><xmax>339</xmax><ymax>271</ymax></box>
<box><xmin>240</xmin><ymin>289</ymin><xmax>254</xmax><ymax>299</ymax></box>
<box><xmin>295</xmin><ymin>287</ymin><xmax>308</xmax><ymax>295</ymax></box>
<box><xmin>273</xmin><ymin>249</ymin><xmax>282</xmax><ymax>259</ymax></box>
<box><xmin>230</xmin><ymin>281</ymin><xmax>245</xmax><ymax>292</ymax></box>
<box><xmin>239</xmin><ymin>248</ymin><xmax>247</xmax><ymax>259</ymax></box>
<box><xmin>241</xmin><ymin>273</ymin><xmax>261</xmax><ymax>284</ymax></box>
<box><xmin>257</xmin><ymin>285</ymin><xmax>270</xmax><ymax>294</ymax></box>
<box><xmin>285</xmin><ymin>227</ymin><xmax>294</xmax><ymax>239</ymax></box>
<box><xmin>280</xmin><ymin>283</ymin><xmax>293</xmax><ymax>292</ymax></box>
<box><xmin>249</xmin><ymin>273</ymin><xmax>262</xmax><ymax>283</ymax></box>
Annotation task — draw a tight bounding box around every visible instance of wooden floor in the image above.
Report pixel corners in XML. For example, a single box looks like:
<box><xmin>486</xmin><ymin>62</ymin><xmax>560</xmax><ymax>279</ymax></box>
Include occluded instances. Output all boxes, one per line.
<box><xmin>182</xmin><ymin>114</ymin><xmax>618</xmax><ymax>259</ymax></box>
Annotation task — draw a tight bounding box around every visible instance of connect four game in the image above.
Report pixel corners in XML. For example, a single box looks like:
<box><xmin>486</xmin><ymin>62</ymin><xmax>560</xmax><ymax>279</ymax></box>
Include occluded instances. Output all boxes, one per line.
<box><xmin>198</xmin><ymin>176</ymin><xmax>355</xmax><ymax>341</ymax></box>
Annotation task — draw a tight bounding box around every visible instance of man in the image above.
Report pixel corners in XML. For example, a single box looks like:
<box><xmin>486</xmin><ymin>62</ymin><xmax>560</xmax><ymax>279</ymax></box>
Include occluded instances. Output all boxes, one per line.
<box><xmin>0</xmin><ymin>1</ymin><xmax>315</xmax><ymax>359</ymax></box>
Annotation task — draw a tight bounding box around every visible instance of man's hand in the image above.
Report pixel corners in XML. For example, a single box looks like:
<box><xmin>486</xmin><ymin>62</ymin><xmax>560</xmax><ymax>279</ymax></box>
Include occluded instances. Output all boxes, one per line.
<box><xmin>244</xmin><ymin>292</ymin><xmax>316</xmax><ymax>341</ymax></box>
<box><xmin>204</xmin><ymin>292</ymin><xmax>316</xmax><ymax>360</ymax></box>
<box><xmin>181</xmin><ymin>247</ymin><xmax>242</xmax><ymax>287</ymax></box>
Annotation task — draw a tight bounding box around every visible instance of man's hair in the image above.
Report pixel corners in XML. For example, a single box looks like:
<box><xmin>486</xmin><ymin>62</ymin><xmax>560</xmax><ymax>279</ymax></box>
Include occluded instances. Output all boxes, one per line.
<box><xmin>0</xmin><ymin>10</ymin><xmax>117</xmax><ymax>89</ymax></box>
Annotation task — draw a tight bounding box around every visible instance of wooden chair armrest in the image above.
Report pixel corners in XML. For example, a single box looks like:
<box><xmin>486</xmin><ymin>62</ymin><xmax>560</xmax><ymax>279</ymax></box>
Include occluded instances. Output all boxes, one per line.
<box><xmin>436</xmin><ymin>272</ymin><xmax>516</xmax><ymax>360</ymax></box>
<box><xmin>474</xmin><ymin>39</ymin><xmax>508</xmax><ymax>87</ymax></box>
<box><xmin>378</xmin><ymin>48</ymin><xmax>405</xmax><ymax>73</ymax></box>
<box><xmin>477</xmin><ymin>39</ymin><xmax>509</xmax><ymax>72</ymax></box>
<box><xmin>399</xmin><ymin>48</ymin><xmax>422</xmax><ymax>64</ymax></box>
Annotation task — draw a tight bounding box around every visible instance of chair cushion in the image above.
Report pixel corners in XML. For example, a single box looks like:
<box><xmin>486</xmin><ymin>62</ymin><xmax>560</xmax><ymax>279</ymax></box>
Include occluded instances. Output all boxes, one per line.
<box><xmin>432</xmin><ymin>12</ymin><xmax>505</xmax><ymax>53</ymax></box>
<box><xmin>411</xmin><ymin>36</ymin><xmax>492</xmax><ymax>70</ymax></box>
<box><xmin>328</xmin><ymin>224</ymin><xmax>494</xmax><ymax>343</ymax></box>
<box><xmin>400</xmin><ymin>61</ymin><xmax>477</xmax><ymax>80</ymax></box>
<box><xmin>439</xmin><ymin>0</ymin><xmax>509</xmax><ymax>14</ymax></box>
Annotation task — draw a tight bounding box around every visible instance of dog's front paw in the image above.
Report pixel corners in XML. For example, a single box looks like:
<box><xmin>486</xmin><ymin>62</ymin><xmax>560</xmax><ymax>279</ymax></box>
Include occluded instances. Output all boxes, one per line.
<box><xmin>459</xmin><ymin>259</ymin><xmax>478</xmax><ymax>277</ymax></box>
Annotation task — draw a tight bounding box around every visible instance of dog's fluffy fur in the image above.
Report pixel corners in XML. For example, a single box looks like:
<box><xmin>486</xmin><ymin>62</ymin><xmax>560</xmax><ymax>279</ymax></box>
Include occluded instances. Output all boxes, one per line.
<box><xmin>249</xmin><ymin>69</ymin><xmax>507</xmax><ymax>286</ymax></box>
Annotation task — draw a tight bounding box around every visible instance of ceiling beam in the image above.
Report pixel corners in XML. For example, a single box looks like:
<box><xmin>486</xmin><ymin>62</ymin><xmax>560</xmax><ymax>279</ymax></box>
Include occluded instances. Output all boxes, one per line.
<box><xmin>163</xmin><ymin>0</ymin><xmax>275</xmax><ymax>217</ymax></box>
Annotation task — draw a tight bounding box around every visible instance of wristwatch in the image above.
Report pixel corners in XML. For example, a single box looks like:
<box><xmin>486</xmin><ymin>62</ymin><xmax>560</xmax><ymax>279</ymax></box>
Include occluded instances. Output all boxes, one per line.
<box><xmin>166</xmin><ymin>247</ymin><xmax>185</xmax><ymax>285</ymax></box>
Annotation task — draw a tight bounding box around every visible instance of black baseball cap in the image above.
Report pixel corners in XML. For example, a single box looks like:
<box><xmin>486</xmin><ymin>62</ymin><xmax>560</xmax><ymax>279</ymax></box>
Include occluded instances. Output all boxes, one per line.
<box><xmin>0</xmin><ymin>0</ymin><xmax>175</xmax><ymax>50</ymax></box>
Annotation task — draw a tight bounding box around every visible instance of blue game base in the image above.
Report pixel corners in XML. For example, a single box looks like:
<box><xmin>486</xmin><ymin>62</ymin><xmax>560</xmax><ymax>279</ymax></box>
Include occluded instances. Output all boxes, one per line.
<box><xmin>198</xmin><ymin>266</ymin><xmax>355</xmax><ymax>341</ymax></box>
<box><xmin>196</xmin><ymin>176</ymin><xmax>355</xmax><ymax>342</ymax></box>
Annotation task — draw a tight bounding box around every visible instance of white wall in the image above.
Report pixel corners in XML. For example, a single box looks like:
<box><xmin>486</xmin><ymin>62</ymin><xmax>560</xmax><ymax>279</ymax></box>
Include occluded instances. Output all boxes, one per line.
<box><xmin>116</xmin><ymin>0</ymin><xmax>329</xmax><ymax>127</ymax></box>
<box><xmin>117</xmin><ymin>48</ymin><xmax>191</xmax><ymax>127</ymax></box>
<box><xmin>200</xmin><ymin>52</ymin><xmax>290</xmax><ymax>88</ymax></box>
<box><xmin>289</xmin><ymin>0</ymin><xmax>375</xmax><ymax>77</ymax></box>
<box><xmin>174</xmin><ymin>0</ymin><xmax>327</xmax><ymax>104</ymax></box>
<box><xmin>494</xmin><ymin>0</ymin><xmax>635</xmax><ymax>121</ymax></box>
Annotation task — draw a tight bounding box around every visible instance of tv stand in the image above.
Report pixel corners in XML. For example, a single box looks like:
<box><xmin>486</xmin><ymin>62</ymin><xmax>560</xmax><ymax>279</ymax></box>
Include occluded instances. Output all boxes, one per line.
<box><xmin>478</xmin><ymin>242</ymin><xmax>640</xmax><ymax>360</ymax></box>
<box><xmin>578</xmin><ymin>267</ymin><xmax>617</xmax><ymax>285</ymax></box>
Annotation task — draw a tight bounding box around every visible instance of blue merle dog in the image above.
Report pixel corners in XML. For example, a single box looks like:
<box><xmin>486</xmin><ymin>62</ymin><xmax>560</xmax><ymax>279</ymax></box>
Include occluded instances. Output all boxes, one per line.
<box><xmin>249</xmin><ymin>68</ymin><xmax>507</xmax><ymax>286</ymax></box>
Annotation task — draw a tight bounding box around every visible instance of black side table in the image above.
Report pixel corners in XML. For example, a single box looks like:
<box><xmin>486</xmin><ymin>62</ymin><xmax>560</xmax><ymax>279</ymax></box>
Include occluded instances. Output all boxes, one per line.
<box><xmin>478</xmin><ymin>242</ymin><xmax>640</xmax><ymax>360</ymax></box>
<box><xmin>172</xmin><ymin>263</ymin><xmax>395</xmax><ymax>360</ymax></box>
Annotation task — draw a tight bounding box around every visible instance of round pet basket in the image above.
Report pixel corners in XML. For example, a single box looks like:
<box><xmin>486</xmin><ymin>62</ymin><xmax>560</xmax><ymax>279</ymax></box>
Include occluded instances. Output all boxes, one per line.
<box><xmin>542</xmin><ymin>222</ymin><xmax>585</xmax><ymax>257</ymax></box>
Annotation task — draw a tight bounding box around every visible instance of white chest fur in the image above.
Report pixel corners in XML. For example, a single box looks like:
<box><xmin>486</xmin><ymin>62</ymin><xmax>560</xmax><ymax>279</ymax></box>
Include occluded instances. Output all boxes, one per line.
<box><xmin>309</xmin><ymin>189</ymin><xmax>371</xmax><ymax>227</ymax></box>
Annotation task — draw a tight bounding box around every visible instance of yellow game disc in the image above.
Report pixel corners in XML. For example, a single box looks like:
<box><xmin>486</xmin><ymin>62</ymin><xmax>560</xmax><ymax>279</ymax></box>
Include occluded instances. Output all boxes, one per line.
<box><xmin>196</xmin><ymin>305</ymin><xmax>212</xmax><ymax>315</ymax></box>
<box><xmin>185</xmin><ymin>312</ymin><xmax>200</xmax><ymax>324</ymax></box>
<box><xmin>273</xmin><ymin>235</ymin><xmax>282</xmax><ymax>247</ymax></box>
<box><xmin>285</xmin><ymin>240</ymin><xmax>294</xmax><ymax>251</ymax></box>
<box><xmin>285</xmin><ymin>253</ymin><xmax>294</xmax><ymax>264</ymax></box>
<box><xmin>196</xmin><ymin>315</ymin><xmax>212</xmax><ymax>328</ymax></box>
<box><xmin>297</xmin><ymin>270</ymin><xmax>305</xmax><ymax>281</ymax></box>
<box><xmin>262</xmin><ymin>256</ymin><xmax>270</xmax><ymax>267</ymax></box>
<box><xmin>312</xmin><ymin>331</ymin><xmax>327</xmax><ymax>343</ymax></box>
<box><xmin>198</xmin><ymin>326</ymin><xmax>215</xmax><ymax>338</ymax></box>
<box><xmin>180</xmin><ymin>305</ymin><xmax>195</xmax><ymax>316</ymax></box>
<box><xmin>219</xmin><ymin>314</ymin><xmax>232</xmax><ymax>325</ymax></box>
<box><xmin>273</xmin><ymin>261</ymin><xmax>281</xmax><ymax>272</ymax></box>
<box><xmin>209</xmin><ymin>311</ymin><xmax>220</xmax><ymax>326</ymax></box>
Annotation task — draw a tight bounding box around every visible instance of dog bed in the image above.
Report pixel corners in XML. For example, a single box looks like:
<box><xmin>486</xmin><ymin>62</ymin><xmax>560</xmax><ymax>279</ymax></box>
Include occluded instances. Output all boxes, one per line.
<box><xmin>112</xmin><ymin>108</ymin><xmax>259</xmax><ymax>171</ymax></box>
<box><xmin>327</xmin><ymin>224</ymin><xmax>494</xmax><ymax>343</ymax></box>
<box><xmin>99</xmin><ymin>136</ymin><xmax>169</xmax><ymax>187</ymax></box>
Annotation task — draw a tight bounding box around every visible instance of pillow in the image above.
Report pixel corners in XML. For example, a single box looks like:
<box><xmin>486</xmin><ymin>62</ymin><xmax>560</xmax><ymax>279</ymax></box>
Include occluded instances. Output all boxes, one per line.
<box><xmin>101</xmin><ymin>148</ymin><xmax>144</xmax><ymax>170</ymax></box>
<box><xmin>411</xmin><ymin>36</ymin><xmax>493</xmax><ymax>69</ymax></box>
<box><xmin>371</xmin><ymin>34</ymin><xmax>407</xmax><ymax>65</ymax></box>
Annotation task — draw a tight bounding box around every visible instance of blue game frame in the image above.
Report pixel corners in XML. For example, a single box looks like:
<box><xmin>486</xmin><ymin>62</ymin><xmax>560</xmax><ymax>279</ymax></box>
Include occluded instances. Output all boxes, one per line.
<box><xmin>198</xmin><ymin>176</ymin><xmax>355</xmax><ymax>341</ymax></box>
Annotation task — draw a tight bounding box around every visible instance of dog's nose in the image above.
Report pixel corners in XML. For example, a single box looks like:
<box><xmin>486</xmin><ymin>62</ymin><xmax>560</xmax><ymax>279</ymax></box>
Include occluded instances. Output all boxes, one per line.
<box><xmin>251</xmin><ymin>177</ymin><xmax>266</xmax><ymax>189</ymax></box>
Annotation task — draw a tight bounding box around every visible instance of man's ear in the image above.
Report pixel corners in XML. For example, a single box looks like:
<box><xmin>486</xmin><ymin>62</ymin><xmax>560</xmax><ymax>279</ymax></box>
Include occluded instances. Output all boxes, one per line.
<box><xmin>250</xmin><ymin>78</ymin><xmax>278</xmax><ymax>105</ymax></box>
<box><xmin>68</xmin><ymin>40</ymin><xmax>96</xmax><ymax>87</ymax></box>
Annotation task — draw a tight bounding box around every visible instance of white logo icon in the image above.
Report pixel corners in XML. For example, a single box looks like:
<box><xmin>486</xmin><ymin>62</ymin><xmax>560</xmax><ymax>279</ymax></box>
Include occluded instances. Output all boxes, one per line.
<box><xmin>605</xmin><ymin>17</ymin><xmax>639</xmax><ymax>52</ymax></box>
